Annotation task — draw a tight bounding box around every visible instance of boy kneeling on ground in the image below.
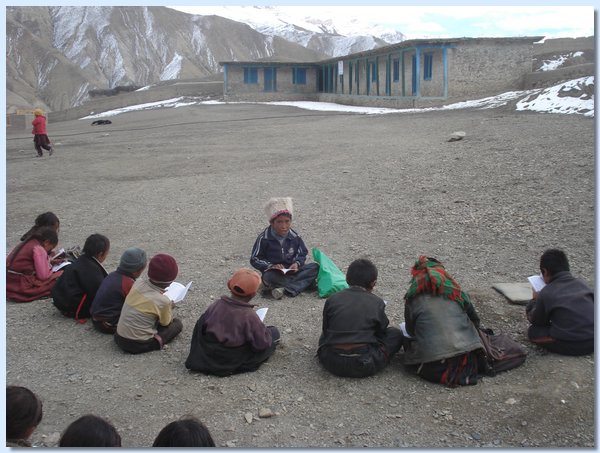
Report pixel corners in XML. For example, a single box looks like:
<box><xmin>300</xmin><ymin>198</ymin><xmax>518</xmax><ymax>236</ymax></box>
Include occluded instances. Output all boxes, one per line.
<box><xmin>317</xmin><ymin>258</ymin><xmax>403</xmax><ymax>378</ymax></box>
<box><xmin>185</xmin><ymin>268</ymin><xmax>280</xmax><ymax>376</ymax></box>
<box><xmin>526</xmin><ymin>248</ymin><xmax>594</xmax><ymax>356</ymax></box>
<box><xmin>114</xmin><ymin>254</ymin><xmax>183</xmax><ymax>354</ymax></box>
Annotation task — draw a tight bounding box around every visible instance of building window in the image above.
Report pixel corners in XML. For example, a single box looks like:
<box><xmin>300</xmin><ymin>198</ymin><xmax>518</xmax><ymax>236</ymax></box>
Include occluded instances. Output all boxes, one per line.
<box><xmin>371</xmin><ymin>62</ymin><xmax>378</xmax><ymax>82</ymax></box>
<box><xmin>292</xmin><ymin>67</ymin><xmax>307</xmax><ymax>85</ymax></box>
<box><xmin>393</xmin><ymin>58</ymin><xmax>400</xmax><ymax>82</ymax></box>
<box><xmin>244</xmin><ymin>67</ymin><xmax>258</xmax><ymax>84</ymax></box>
<box><xmin>424</xmin><ymin>53</ymin><xmax>433</xmax><ymax>80</ymax></box>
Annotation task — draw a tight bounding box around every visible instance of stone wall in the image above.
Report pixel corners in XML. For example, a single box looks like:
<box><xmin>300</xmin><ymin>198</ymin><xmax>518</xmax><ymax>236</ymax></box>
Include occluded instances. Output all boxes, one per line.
<box><xmin>447</xmin><ymin>41</ymin><xmax>535</xmax><ymax>98</ymax></box>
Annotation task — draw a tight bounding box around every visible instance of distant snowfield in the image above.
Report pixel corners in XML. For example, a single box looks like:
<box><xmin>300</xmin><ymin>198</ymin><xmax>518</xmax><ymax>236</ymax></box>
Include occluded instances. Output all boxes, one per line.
<box><xmin>81</xmin><ymin>76</ymin><xmax>594</xmax><ymax>120</ymax></box>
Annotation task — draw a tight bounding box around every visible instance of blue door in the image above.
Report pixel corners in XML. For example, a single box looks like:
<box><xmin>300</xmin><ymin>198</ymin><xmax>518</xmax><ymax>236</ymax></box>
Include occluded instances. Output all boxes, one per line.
<box><xmin>411</xmin><ymin>55</ymin><xmax>417</xmax><ymax>95</ymax></box>
<box><xmin>264</xmin><ymin>67</ymin><xmax>276</xmax><ymax>92</ymax></box>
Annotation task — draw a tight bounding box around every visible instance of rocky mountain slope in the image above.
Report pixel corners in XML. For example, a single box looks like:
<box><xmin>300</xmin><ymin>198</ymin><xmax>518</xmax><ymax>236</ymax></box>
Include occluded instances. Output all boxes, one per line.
<box><xmin>6</xmin><ymin>6</ymin><xmax>396</xmax><ymax>113</ymax></box>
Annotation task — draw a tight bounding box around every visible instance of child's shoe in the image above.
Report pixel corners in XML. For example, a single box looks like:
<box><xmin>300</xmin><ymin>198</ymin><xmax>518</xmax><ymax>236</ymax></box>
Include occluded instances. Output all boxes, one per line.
<box><xmin>271</xmin><ymin>288</ymin><xmax>285</xmax><ymax>300</ymax></box>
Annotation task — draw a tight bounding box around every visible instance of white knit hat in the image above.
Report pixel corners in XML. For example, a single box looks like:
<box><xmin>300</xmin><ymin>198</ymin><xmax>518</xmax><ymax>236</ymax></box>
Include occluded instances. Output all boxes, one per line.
<box><xmin>264</xmin><ymin>197</ymin><xmax>293</xmax><ymax>222</ymax></box>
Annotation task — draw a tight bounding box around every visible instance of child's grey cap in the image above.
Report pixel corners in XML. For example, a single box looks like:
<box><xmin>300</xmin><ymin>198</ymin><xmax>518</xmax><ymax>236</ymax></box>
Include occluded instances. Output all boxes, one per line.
<box><xmin>119</xmin><ymin>247</ymin><xmax>147</xmax><ymax>273</ymax></box>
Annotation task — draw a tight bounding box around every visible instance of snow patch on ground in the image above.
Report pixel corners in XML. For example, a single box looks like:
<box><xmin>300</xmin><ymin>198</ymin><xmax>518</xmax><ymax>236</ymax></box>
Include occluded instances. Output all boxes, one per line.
<box><xmin>80</xmin><ymin>77</ymin><xmax>594</xmax><ymax>119</ymax></box>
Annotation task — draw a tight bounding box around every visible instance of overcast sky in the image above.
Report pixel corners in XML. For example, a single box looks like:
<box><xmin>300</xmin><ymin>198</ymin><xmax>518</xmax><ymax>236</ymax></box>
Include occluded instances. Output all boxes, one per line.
<box><xmin>169</xmin><ymin>5</ymin><xmax>594</xmax><ymax>40</ymax></box>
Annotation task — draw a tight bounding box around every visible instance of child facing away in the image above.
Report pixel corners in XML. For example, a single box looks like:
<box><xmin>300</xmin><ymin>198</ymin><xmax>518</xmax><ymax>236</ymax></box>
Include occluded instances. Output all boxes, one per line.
<box><xmin>317</xmin><ymin>258</ymin><xmax>404</xmax><ymax>378</ymax></box>
<box><xmin>6</xmin><ymin>227</ymin><xmax>64</xmax><ymax>302</ymax></box>
<box><xmin>185</xmin><ymin>268</ymin><xmax>280</xmax><ymax>376</ymax></box>
<box><xmin>526</xmin><ymin>248</ymin><xmax>594</xmax><ymax>356</ymax></box>
<box><xmin>402</xmin><ymin>256</ymin><xmax>485</xmax><ymax>387</ymax></box>
<box><xmin>6</xmin><ymin>385</ymin><xmax>44</xmax><ymax>447</ymax></box>
<box><xmin>152</xmin><ymin>417</ymin><xmax>215</xmax><ymax>447</ymax></box>
<box><xmin>31</xmin><ymin>108</ymin><xmax>54</xmax><ymax>157</ymax></box>
<box><xmin>90</xmin><ymin>247</ymin><xmax>148</xmax><ymax>334</ymax></box>
<box><xmin>250</xmin><ymin>197</ymin><xmax>319</xmax><ymax>299</ymax></box>
<box><xmin>114</xmin><ymin>254</ymin><xmax>183</xmax><ymax>354</ymax></box>
<box><xmin>51</xmin><ymin>233</ymin><xmax>110</xmax><ymax>321</ymax></box>
<box><xmin>59</xmin><ymin>415</ymin><xmax>121</xmax><ymax>447</ymax></box>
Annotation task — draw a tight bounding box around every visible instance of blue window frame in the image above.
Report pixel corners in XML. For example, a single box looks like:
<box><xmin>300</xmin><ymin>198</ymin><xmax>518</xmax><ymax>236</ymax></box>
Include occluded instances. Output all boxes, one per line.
<box><xmin>371</xmin><ymin>62</ymin><xmax>378</xmax><ymax>82</ymax></box>
<box><xmin>424</xmin><ymin>53</ymin><xmax>433</xmax><ymax>80</ymax></box>
<box><xmin>292</xmin><ymin>67</ymin><xmax>307</xmax><ymax>85</ymax></box>
<box><xmin>393</xmin><ymin>58</ymin><xmax>400</xmax><ymax>82</ymax></box>
<box><xmin>243</xmin><ymin>67</ymin><xmax>258</xmax><ymax>84</ymax></box>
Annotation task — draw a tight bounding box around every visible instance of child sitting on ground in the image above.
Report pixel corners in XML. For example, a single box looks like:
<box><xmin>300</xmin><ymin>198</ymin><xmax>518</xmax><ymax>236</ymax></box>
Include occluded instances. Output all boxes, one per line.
<box><xmin>51</xmin><ymin>233</ymin><xmax>110</xmax><ymax>321</ymax></box>
<box><xmin>6</xmin><ymin>385</ymin><xmax>44</xmax><ymax>447</ymax></box>
<box><xmin>59</xmin><ymin>415</ymin><xmax>121</xmax><ymax>447</ymax></box>
<box><xmin>317</xmin><ymin>258</ymin><xmax>404</xmax><ymax>378</ymax></box>
<box><xmin>7</xmin><ymin>227</ymin><xmax>64</xmax><ymax>302</ymax></box>
<box><xmin>185</xmin><ymin>268</ymin><xmax>280</xmax><ymax>376</ymax></box>
<box><xmin>250</xmin><ymin>197</ymin><xmax>319</xmax><ymax>299</ymax></box>
<box><xmin>90</xmin><ymin>247</ymin><xmax>147</xmax><ymax>334</ymax></box>
<box><xmin>526</xmin><ymin>248</ymin><xmax>594</xmax><ymax>356</ymax></box>
<box><xmin>402</xmin><ymin>256</ymin><xmax>485</xmax><ymax>387</ymax></box>
<box><xmin>114</xmin><ymin>254</ymin><xmax>183</xmax><ymax>354</ymax></box>
<box><xmin>152</xmin><ymin>417</ymin><xmax>215</xmax><ymax>447</ymax></box>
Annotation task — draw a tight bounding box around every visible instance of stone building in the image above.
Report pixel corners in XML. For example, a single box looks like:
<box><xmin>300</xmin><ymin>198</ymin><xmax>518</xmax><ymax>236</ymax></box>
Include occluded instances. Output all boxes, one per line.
<box><xmin>220</xmin><ymin>36</ymin><xmax>544</xmax><ymax>108</ymax></box>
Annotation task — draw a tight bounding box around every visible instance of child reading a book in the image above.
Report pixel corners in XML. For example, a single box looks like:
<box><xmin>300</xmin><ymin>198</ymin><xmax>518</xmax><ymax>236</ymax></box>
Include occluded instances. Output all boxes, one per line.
<box><xmin>6</xmin><ymin>227</ymin><xmax>64</xmax><ymax>302</ymax></box>
<box><xmin>185</xmin><ymin>268</ymin><xmax>280</xmax><ymax>376</ymax></box>
<box><xmin>90</xmin><ymin>247</ymin><xmax>147</xmax><ymax>334</ymax></box>
<box><xmin>250</xmin><ymin>197</ymin><xmax>319</xmax><ymax>299</ymax></box>
<box><xmin>525</xmin><ymin>248</ymin><xmax>594</xmax><ymax>356</ymax></box>
<box><xmin>51</xmin><ymin>234</ymin><xmax>110</xmax><ymax>320</ymax></box>
<box><xmin>114</xmin><ymin>254</ymin><xmax>183</xmax><ymax>354</ymax></box>
<box><xmin>317</xmin><ymin>258</ymin><xmax>403</xmax><ymax>378</ymax></box>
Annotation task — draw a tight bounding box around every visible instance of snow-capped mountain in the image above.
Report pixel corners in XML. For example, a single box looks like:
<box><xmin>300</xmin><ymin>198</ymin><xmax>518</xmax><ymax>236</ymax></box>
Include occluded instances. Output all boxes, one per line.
<box><xmin>6</xmin><ymin>5</ymin><xmax>402</xmax><ymax>113</ymax></box>
<box><xmin>171</xmin><ymin>6</ymin><xmax>405</xmax><ymax>56</ymax></box>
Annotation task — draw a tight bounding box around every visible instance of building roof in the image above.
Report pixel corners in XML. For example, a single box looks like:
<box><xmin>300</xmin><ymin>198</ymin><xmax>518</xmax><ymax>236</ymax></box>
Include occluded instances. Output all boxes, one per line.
<box><xmin>219</xmin><ymin>35</ymin><xmax>545</xmax><ymax>66</ymax></box>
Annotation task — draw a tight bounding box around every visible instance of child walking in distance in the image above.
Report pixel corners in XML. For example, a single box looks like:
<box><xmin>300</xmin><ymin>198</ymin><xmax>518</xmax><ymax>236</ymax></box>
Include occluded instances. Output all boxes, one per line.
<box><xmin>90</xmin><ymin>247</ymin><xmax>147</xmax><ymax>334</ymax></box>
<box><xmin>250</xmin><ymin>197</ymin><xmax>319</xmax><ymax>299</ymax></box>
<box><xmin>186</xmin><ymin>268</ymin><xmax>280</xmax><ymax>376</ymax></box>
<box><xmin>6</xmin><ymin>386</ymin><xmax>44</xmax><ymax>447</ymax></box>
<box><xmin>317</xmin><ymin>258</ymin><xmax>403</xmax><ymax>378</ymax></box>
<box><xmin>114</xmin><ymin>254</ymin><xmax>183</xmax><ymax>354</ymax></box>
<box><xmin>6</xmin><ymin>227</ymin><xmax>64</xmax><ymax>302</ymax></box>
<box><xmin>526</xmin><ymin>248</ymin><xmax>594</xmax><ymax>356</ymax></box>
<box><xmin>31</xmin><ymin>108</ymin><xmax>54</xmax><ymax>157</ymax></box>
<box><xmin>51</xmin><ymin>234</ymin><xmax>110</xmax><ymax>320</ymax></box>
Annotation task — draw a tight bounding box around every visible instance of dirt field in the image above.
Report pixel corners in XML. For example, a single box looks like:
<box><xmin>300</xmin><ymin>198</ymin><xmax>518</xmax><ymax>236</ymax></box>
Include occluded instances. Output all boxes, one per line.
<box><xmin>5</xmin><ymin>102</ymin><xmax>595</xmax><ymax>448</ymax></box>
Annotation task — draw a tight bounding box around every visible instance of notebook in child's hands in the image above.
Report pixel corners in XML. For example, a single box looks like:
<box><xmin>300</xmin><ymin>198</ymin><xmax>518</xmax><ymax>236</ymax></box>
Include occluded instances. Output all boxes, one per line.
<box><xmin>164</xmin><ymin>281</ymin><xmax>192</xmax><ymax>303</ymax></box>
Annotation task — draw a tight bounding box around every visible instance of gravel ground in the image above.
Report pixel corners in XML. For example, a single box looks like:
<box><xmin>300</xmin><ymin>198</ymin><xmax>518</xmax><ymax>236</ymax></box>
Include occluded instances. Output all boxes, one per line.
<box><xmin>5</xmin><ymin>102</ymin><xmax>595</xmax><ymax>448</ymax></box>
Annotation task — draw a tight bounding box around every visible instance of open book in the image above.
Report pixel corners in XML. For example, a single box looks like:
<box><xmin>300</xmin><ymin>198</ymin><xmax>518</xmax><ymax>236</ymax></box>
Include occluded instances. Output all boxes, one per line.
<box><xmin>527</xmin><ymin>275</ymin><xmax>546</xmax><ymax>292</ymax></box>
<box><xmin>256</xmin><ymin>307</ymin><xmax>268</xmax><ymax>322</ymax></box>
<box><xmin>399</xmin><ymin>321</ymin><xmax>413</xmax><ymax>339</ymax></box>
<box><xmin>52</xmin><ymin>261</ymin><xmax>71</xmax><ymax>272</ymax></box>
<box><xmin>164</xmin><ymin>281</ymin><xmax>192</xmax><ymax>303</ymax></box>
<box><xmin>272</xmin><ymin>268</ymin><xmax>294</xmax><ymax>275</ymax></box>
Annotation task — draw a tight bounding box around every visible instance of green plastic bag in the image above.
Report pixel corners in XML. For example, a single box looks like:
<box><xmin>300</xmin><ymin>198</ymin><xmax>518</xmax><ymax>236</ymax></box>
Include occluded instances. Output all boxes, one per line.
<box><xmin>312</xmin><ymin>247</ymin><xmax>348</xmax><ymax>298</ymax></box>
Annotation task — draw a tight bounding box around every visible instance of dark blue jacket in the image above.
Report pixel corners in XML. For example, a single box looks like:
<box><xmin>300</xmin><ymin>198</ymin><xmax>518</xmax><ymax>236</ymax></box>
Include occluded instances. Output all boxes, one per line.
<box><xmin>250</xmin><ymin>226</ymin><xmax>308</xmax><ymax>273</ymax></box>
<box><xmin>526</xmin><ymin>271</ymin><xmax>594</xmax><ymax>342</ymax></box>
<box><xmin>90</xmin><ymin>268</ymin><xmax>136</xmax><ymax>324</ymax></box>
